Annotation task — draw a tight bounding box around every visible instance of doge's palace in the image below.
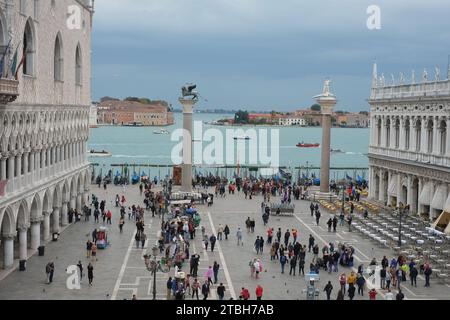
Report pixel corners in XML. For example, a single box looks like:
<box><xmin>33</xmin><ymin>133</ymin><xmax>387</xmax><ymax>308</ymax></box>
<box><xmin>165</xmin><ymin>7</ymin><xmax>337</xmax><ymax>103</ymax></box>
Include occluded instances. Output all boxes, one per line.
<box><xmin>0</xmin><ymin>0</ymin><xmax>93</xmax><ymax>269</ymax></box>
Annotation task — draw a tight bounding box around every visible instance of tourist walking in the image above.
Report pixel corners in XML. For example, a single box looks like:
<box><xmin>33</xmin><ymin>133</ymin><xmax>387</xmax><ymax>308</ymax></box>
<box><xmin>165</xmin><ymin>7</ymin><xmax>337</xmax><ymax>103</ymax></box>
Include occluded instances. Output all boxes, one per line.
<box><xmin>217</xmin><ymin>224</ymin><xmax>224</xmax><ymax>240</ymax></box>
<box><xmin>202</xmin><ymin>281</ymin><xmax>210</xmax><ymax>300</ymax></box>
<box><xmin>217</xmin><ymin>283</ymin><xmax>226</xmax><ymax>300</ymax></box>
<box><xmin>86</xmin><ymin>240</ymin><xmax>93</xmax><ymax>258</ymax></box>
<box><xmin>224</xmin><ymin>225</ymin><xmax>230</xmax><ymax>240</ymax></box>
<box><xmin>87</xmin><ymin>263</ymin><xmax>94</xmax><ymax>286</ymax></box>
<box><xmin>91</xmin><ymin>243</ymin><xmax>98</xmax><ymax>261</ymax></box>
<box><xmin>315</xmin><ymin>210</ymin><xmax>321</xmax><ymax>226</ymax></box>
<box><xmin>77</xmin><ymin>261</ymin><xmax>83</xmax><ymax>282</ymax></box>
<box><xmin>324</xmin><ymin>281</ymin><xmax>333</xmax><ymax>300</ymax></box>
<box><xmin>256</xmin><ymin>285</ymin><xmax>263</xmax><ymax>300</ymax></box>
<box><xmin>191</xmin><ymin>278</ymin><xmax>200</xmax><ymax>300</ymax></box>
<box><xmin>424</xmin><ymin>264</ymin><xmax>432</xmax><ymax>287</ymax></box>
<box><xmin>236</xmin><ymin>227</ymin><xmax>243</xmax><ymax>246</ymax></box>
<box><xmin>213</xmin><ymin>261</ymin><xmax>220</xmax><ymax>284</ymax></box>
<box><xmin>205</xmin><ymin>266</ymin><xmax>214</xmax><ymax>286</ymax></box>
<box><xmin>45</xmin><ymin>262</ymin><xmax>54</xmax><ymax>284</ymax></box>
<box><xmin>119</xmin><ymin>217</ymin><xmax>125</xmax><ymax>233</ymax></box>
<box><xmin>210</xmin><ymin>234</ymin><xmax>217</xmax><ymax>252</ymax></box>
<box><xmin>280</xmin><ymin>254</ymin><xmax>287</xmax><ymax>274</ymax></box>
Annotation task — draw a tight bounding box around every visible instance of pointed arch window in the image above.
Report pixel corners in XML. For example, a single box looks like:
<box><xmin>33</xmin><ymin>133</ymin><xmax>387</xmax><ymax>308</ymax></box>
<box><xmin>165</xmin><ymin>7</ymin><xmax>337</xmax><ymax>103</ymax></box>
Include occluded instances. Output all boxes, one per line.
<box><xmin>54</xmin><ymin>34</ymin><xmax>63</xmax><ymax>81</ymax></box>
<box><xmin>75</xmin><ymin>44</ymin><xmax>82</xmax><ymax>86</ymax></box>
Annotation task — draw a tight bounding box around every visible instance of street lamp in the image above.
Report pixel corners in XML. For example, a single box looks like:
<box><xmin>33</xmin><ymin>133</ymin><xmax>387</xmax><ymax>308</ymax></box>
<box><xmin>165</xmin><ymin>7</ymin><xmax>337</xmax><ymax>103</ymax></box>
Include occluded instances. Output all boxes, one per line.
<box><xmin>397</xmin><ymin>203</ymin><xmax>407</xmax><ymax>247</ymax></box>
<box><xmin>150</xmin><ymin>246</ymin><xmax>159</xmax><ymax>300</ymax></box>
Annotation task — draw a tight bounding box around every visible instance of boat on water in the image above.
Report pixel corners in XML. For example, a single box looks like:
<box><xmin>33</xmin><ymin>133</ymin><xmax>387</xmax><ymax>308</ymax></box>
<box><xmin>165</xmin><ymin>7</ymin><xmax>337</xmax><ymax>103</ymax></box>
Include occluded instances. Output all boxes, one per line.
<box><xmin>153</xmin><ymin>129</ymin><xmax>170</xmax><ymax>134</ymax></box>
<box><xmin>88</xmin><ymin>150</ymin><xmax>112</xmax><ymax>157</ymax></box>
<box><xmin>296</xmin><ymin>142</ymin><xmax>320</xmax><ymax>148</ymax></box>
<box><xmin>234</xmin><ymin>136</ymin><xmax>250</xmax><ymax>140</ymax></box>
<box><xmin>331</xmin><ymin>149</ymin><xmax>344</xmax><ymax>153</ymax></box>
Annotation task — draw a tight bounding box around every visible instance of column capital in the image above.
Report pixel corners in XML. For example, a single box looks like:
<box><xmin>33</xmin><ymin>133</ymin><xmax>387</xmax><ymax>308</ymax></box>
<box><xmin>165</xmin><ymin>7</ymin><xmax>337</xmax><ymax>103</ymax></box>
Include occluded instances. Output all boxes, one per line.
<box><xmin>17</xmin><ymin>225</ymin><xmax>29</xmax><ymax>232</ymax></box>
<box><xmin>53</xmin><ymin>206</ymin><xmax>61</xmax><ymax>210</ymax></box>
<box><xmin>2</xmin><ymin>232</ymin><xmax>17</xmax><ymax>240</ymax></box>
<box><xmin>30</xmin><ymin>216</ymin><xmax>43</xmax><ymax>224</ymax></box>
<box><xmin>42</xmin><ymin>211</ymin><xmax>50</xmax><ymax>217</ymax></box>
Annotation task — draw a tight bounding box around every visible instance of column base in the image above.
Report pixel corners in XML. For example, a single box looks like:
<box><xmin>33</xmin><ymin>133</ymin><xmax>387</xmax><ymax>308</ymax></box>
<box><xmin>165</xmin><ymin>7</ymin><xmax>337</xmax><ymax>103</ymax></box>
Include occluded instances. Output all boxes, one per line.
<box><xmin>309</xmin><ymin>191</ymin><xmax>338</xmax><ymax>202</ymax></box>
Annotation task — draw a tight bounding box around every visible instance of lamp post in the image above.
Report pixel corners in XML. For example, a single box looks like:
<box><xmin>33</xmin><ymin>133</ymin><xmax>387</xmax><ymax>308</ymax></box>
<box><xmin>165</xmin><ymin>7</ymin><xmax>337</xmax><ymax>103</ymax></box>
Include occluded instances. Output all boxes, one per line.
<box><xmin>397</xmin><ymin>203</ymin><xmax>405</xmax><ymax>248</ymax></box>
<box><xmin>151</xmin><ymin>246</ymin><xmax>159</xmax><ymax>300</ymax></box>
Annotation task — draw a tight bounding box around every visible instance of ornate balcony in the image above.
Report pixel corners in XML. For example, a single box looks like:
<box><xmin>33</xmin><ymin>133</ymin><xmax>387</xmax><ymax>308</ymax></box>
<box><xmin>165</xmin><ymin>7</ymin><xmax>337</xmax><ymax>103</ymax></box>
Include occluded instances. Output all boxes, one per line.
<box><xmin>0</xmin><ymin>78</ymin><xmax>19</xmax><ymax>105</ymax></box>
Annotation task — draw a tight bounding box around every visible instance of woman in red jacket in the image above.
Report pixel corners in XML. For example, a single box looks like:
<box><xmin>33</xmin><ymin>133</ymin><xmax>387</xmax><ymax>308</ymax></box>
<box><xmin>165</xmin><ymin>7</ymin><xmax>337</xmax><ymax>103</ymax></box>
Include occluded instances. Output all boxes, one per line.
<box><xmin>240</xmin><ymin>287</ymin><xmax>250</xmax><ymax>300</ymax></box>
<box><xmin>255</xmin><ymin>285</ymin><xmax>263</xmax><ymax>300</ymax></box>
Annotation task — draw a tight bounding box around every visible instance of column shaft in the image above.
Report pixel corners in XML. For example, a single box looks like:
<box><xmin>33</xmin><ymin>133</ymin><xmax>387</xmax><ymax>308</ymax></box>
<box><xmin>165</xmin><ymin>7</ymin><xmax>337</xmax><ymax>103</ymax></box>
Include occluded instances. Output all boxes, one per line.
<box><xmin>2</xmin><ymin>236</ymin><xmax>14</xmax><ymax>269</ymax></box>
<box><xmin>320</xmin><ymin>114</ymin><xmax>331</xmax><ymax>193</ymax></box>
<box><xmin>30</xmin><ymin>222</ymin><xmax>41</xmax><ymax>250</ymax></box>
<box><xmin>19</xmin><ymin>228</ymin><xmax>28</xmax><ymax>260</ymax></box>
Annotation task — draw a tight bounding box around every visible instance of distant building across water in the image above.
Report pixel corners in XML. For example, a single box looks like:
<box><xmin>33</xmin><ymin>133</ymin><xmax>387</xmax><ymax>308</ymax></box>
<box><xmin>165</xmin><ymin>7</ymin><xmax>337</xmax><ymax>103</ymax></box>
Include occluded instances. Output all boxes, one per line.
<box><xmin>97</xmin><ymin>100</ymin><xmax>174</xmax><ymax>126</ymax></box>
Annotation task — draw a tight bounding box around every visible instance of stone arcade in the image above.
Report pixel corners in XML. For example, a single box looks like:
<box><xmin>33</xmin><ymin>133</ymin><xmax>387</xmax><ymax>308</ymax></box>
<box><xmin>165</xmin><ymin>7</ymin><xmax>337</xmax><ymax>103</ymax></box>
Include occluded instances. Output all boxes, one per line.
<box><xmin>0</xmin><ymin>0</ymin><xmax>94</xmax><ymax>270</ymax></box>
<box><xmin>368</xmin><ymin>62</ymin><xmax>450</xmax><ymax>221</ymax></box>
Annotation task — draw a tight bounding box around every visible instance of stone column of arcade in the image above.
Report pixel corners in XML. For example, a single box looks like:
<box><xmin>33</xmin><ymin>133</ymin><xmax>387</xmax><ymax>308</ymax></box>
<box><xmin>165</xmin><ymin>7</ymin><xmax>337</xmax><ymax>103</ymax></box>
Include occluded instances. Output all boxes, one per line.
<box><xmin>179</xmin><ymin>97</ymin><xmax>198</xmax><ymax>193</ymax></box>
<box><xmin>2</xmin><ymin>233</ymin><xmax>15</xmax><ymax>269</ymax></box>
<box><xmin>313</xmin><ymin>79</ymin><xmax>337</xmax><ymax>197</ymax></box>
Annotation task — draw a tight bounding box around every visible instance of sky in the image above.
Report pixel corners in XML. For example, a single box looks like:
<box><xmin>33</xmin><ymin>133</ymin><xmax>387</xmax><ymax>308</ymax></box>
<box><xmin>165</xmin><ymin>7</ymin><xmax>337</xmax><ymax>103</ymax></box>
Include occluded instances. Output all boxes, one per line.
<box><xmin>92</xmin><ymin>0</ymin><xmax>450</xmax><ymax>112</ymax></box>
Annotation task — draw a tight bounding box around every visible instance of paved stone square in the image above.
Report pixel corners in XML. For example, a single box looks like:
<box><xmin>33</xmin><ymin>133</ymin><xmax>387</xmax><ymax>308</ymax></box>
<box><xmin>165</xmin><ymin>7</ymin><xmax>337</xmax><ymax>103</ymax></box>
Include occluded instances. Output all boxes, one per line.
<box><xmin>0</xmin><ymin>184</ymin><xmax>449</xmax><ymax>300</ymax></box>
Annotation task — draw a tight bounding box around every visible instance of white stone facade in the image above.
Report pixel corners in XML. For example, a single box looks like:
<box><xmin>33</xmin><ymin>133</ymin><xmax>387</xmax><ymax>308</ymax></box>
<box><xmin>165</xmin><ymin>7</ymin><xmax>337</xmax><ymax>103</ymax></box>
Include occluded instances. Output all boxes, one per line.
<box><xmin>278</xmin><ymin>117</ymin><xmax>306</xmax><ymax>126</ymax></box>
<box><xmin>0</xmin><ymin>0</ymin><xmax>93</xmax><ymax>269</ymax></box>
<box><xmin>368</xmin><ymin>63</ymin><xmax>450</xmax><ymax>221</ymax></box>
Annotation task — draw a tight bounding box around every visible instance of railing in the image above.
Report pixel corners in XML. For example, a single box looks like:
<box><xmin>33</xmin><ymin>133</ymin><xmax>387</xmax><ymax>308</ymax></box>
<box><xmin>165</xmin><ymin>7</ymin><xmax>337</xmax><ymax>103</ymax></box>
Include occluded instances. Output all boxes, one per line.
<box><xmin>0</xmin><ymin>78</ymin><xmax>19</xmax><ymax>104</ymax></box>
<box><xmin>369</xmin><ymin>146</ymin><xmax>450</xmax><ymax>167</ymax></box>
<box><xmin>371</xmin><ymin>79</ymin><xmax>450</xmax><ymax>100</ymax></box>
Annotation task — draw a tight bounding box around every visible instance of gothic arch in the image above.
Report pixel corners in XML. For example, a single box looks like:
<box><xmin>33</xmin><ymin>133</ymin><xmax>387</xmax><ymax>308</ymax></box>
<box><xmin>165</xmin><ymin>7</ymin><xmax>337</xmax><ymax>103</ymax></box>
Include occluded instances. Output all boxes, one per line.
<box><xmin>0</xmin><ymin>206</ymin><xmax>15</xmax><ymax>236</ymax></box>
<box><xmin>42</xmin><ymin>189</ymin><xmax>52</xmax><ymax>213</ymax></box>
<box><xmin>16</xmin><ymin>200</ymin><xmax>29</xmax><ymax>229</ymax></box>
<box><xmin>30</xmin><ymin>193</ymin><xmax>42</xmax><ymax>220</ymax></box>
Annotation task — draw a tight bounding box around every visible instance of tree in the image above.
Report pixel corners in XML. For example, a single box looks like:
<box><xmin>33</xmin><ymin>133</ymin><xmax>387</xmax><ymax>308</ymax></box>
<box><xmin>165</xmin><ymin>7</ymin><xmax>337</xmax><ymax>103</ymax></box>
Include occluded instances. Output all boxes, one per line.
<box><xmin>311</xmin><ymin>104</ymin><xmax>321</xmax><ymax>111</ymax></box>
<box><xmin>100</xmin><ymin>96</ymin><xmax>119</xmax><ymax>102</ymax></box>
<box><xmin>124</xmin><ymin>97</ymin><xmax>140</xmax><ymax>102</ymax></box>
<box><xmin>359</xmin><ymin>111</ymin><xmax>369</xmax><ymax>115</ymax></box>
<box><xmin>234</xmin><ymin>110</ymin><xmax>249</xmax><ymax>124</ymax></box>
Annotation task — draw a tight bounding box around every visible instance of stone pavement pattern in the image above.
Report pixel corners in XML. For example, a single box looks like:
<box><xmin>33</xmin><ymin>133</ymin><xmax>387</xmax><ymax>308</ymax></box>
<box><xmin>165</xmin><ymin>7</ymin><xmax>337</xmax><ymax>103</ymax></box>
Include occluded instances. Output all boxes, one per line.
<box><xmin>1</xmin><ymin>184</ymin><xmax>450</xmax><ymax>300</ymax></box>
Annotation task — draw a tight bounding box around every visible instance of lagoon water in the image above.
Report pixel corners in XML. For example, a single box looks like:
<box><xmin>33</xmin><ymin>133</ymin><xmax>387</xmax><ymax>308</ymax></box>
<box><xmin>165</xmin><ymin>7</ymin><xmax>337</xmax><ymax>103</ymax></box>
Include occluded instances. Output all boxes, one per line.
<box><xmin>88</xmin><ymin>113</ymin><xmax>369</xmax><ymax>179</ymax></box>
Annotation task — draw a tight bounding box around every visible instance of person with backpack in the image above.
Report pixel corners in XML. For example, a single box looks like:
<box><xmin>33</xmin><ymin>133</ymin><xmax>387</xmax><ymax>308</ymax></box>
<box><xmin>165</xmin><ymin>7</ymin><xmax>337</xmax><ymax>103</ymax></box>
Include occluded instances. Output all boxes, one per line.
<box><xmin>356</xmin><ymin>273</ymin><xmax>366</xmax><ymax>296</ymax></box>
<box><xmin>396</xmin><ymin>289</ymin><xmax>405</xmax><ymax>300</ymax></box>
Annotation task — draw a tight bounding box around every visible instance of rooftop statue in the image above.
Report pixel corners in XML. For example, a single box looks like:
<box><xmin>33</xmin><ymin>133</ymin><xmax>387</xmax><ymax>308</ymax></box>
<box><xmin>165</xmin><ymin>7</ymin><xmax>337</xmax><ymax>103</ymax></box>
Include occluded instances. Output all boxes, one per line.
<box><xmin>435</xmin><ymin>66</ymin><xmax>440</xmax><ymax>81</ymax></box>
<box><xmin>399</xmin><ymin>72</ymin><xmax>405</xmax><ymax>85</ymax></box>
<box><xmin>422</xmin><ymin>69</ymin><xmax>428</xmax><ymax>83</ymax></box>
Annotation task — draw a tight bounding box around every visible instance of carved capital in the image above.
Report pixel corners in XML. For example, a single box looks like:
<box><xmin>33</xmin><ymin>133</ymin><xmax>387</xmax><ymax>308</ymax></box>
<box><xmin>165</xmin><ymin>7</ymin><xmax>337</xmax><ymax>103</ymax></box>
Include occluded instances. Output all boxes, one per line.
<box><xmin>30</xmin><ymin>216</ymin><xmax>43</xmax><ymax>224</ymax></box>
<box><xmin>17</xmin><ymin>225</ymin><xmax>29</xmax><ymax>232</ymax></box>
<box><xmin>2</xmin><ymin>232</ymin><xmax>17</xmax><ymax>240</ymax></box>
